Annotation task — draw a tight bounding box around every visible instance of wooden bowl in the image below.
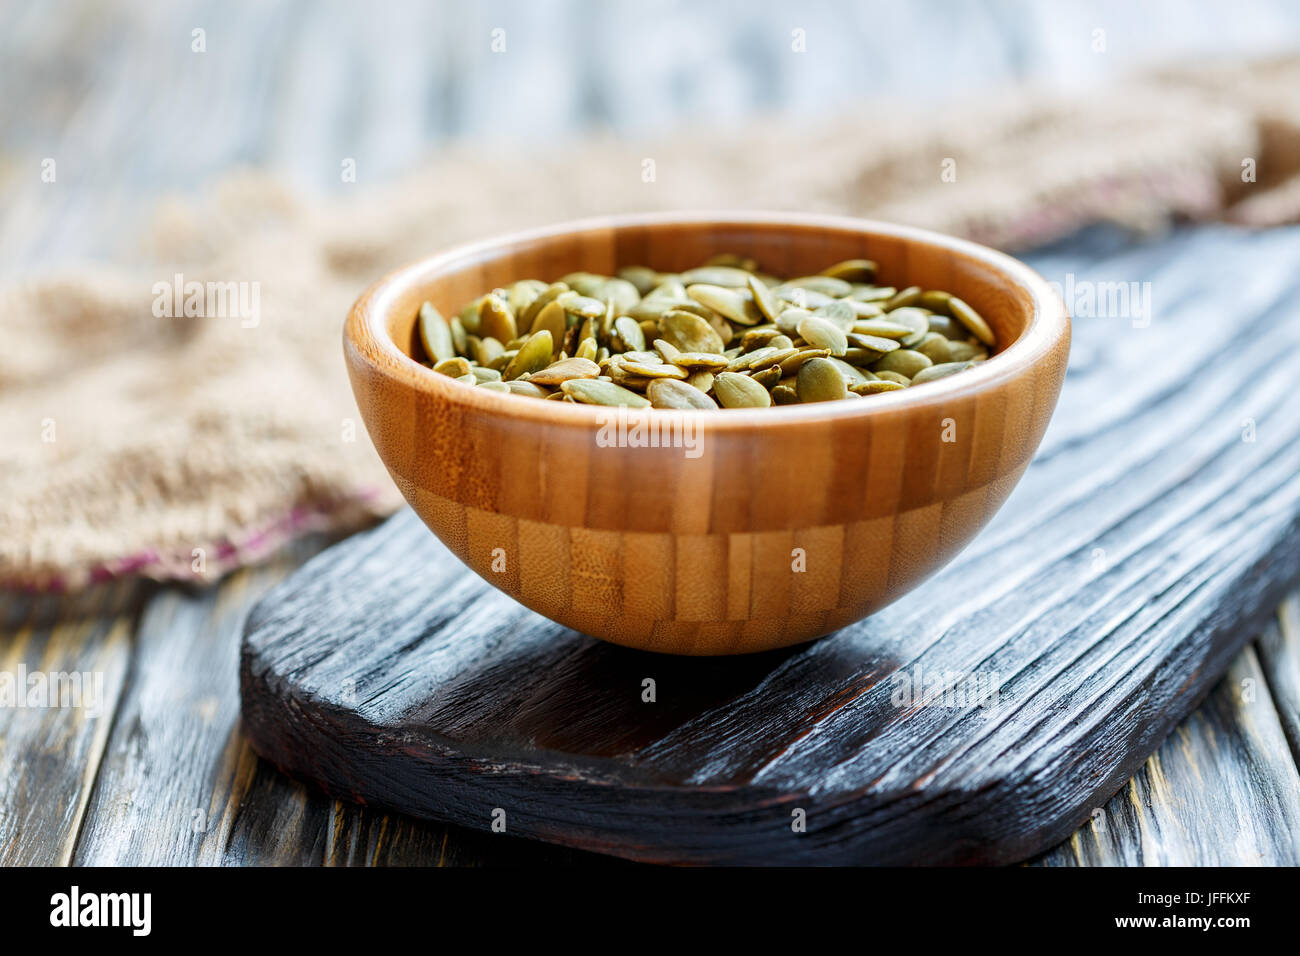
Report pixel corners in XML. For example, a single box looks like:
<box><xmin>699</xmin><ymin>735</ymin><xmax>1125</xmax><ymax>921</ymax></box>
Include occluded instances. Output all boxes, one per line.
<box><xmin>344</xmin><ymin>212</ymin><xmax>1070</xmax><ymax>655</ymax></box>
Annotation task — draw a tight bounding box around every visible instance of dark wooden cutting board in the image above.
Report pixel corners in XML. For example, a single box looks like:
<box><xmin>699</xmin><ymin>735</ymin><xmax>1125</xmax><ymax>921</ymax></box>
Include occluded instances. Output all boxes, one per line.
<box><xmin>240</xmin><ymin>226</ymin><xmax>1300</xmax><ymax>864</ymax></box>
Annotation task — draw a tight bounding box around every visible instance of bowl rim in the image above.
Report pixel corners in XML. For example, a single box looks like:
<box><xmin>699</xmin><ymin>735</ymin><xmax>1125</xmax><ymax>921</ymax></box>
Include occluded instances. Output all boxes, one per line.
<box><xmin>345</xmin><ymin>210</ymin><xmax>1069</xmax><ymax>431</ymax></box>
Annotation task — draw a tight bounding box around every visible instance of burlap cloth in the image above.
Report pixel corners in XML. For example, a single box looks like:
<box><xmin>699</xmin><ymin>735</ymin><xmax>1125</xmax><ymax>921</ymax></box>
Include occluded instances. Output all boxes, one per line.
<box><xmin>5</xmin><ymin>57</ymin><xmax>1300</xmax><ymax>591</ymax></box>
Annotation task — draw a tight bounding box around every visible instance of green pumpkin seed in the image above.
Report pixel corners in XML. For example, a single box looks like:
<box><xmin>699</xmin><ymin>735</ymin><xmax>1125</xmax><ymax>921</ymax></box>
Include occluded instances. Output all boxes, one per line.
<box><xmin>713</xmin><ymin>372</ymin><xmax>772</xmax><ymax>408</ymax></box>
<box><xmin>614</xmin><ymin>316</ymin><xmax>646</xmax><ymax>352</ymax></box>
<box><xmin>502</xmin><ymin>330</ymin><xmax>555</xmax><ymax>381</ymax></box>
<box><xmin>617</xmin><ymin>265</ymin><xmax>661</xmax><ymax>295</ymax></box>
<box><xmin>668</xmin><ymin>351</ymin><xmax>729</xmax><ymax>370</ymax></box>
<box><xmin>660</xmin><ymin>309</ymin><xmax>726</xmax><ymax>353</ymax></box>
<box><xmin>478</xmin><ymin>294</ymin><xmax>517</xmax><ymax>344</ymax></box>
<box><xmin>850</xmin><ymin>318</ymin><xmax>913</xmax><ymax>339</ymax></box>
<box><xmin>777</xmin><ymin>347</ymin><xmax>831</xmax><ymax>376</ymax></box>
<box><xmin>797</xmin><ymin>357</ymin><xmax>849</xmax><ymax>403</ymax></box>
<box><xmin>884</xmin><ymin>286</ymin><xmax>922</xmax><ymax>311</ymax></box>
<box><xmin>506</xmin><ymin>380</ymin><xmax>550</xmax><ymax>398</ymax></box>
<box><xmin>557</xmin><ymin>290</ymin><xmax>606</xmax><ymax>320</ymax></box>
<box><xmin>776</xmin><ymin>307</ymin><xmax>812</xmax><ymax>335</ymax></box>
<box><xmin>946</xmin><ymin>341</ymin><xmax>988</xmax><ymax>362</ymax></box>
<box><xmin>926</xmin><ymin>315</ymin><xmax>963</xmax><ymax>339</ymax></box>
<box><xmin>678</xmin><ymin>265</ymin><xmax>754</xmax><ymax>287</ymax></box>
<box><xmin>915</xmin><ymin>332</ymin><xmax>952</xmax><ymax>364</ymax></box>
<box><xmin>685</xmin><ymin>370</ymin><xmax>715</xmax><ymax>393</ymax></box>
<box><xmin>418</xmin><ymin>303</ymin><xmax>456</xmax><ymax>363</ymax></box>
<box><xmin>647</xmin><ymin>378</ymin><xmax>718</xmax><ymax>410</ymax></box>
<box><xmin>687</xmin><ymin>283</ymin><xmax>763</xmax><ymax>326</ymax></box>
<box><xmin>530</xmin><ymin>299</ymin><xmax>567</xmax><ymax>352</ymax></box>
<box><xmin>528</xmin><ymin>357</ymin><xmax>601</xmax><ymax>386</ymax></box>
<box><xmin>561</xmin><ymin>379</ymin><xmax>651</xmax><ymax>407</ymax></box>
<box><xmin>475</xmin><ymin>337</ymin><xmax>506</xmax><ymax>366</ymax></box>
<box><xmin>820</xmin><ymin>259</ymin><xmax>877</xmax><ymax>282</ymax></box>
<box><xmin>873</xmin><ymin>349</ymin><xmax>933</xmax><ymax>378</ymax></box>
<box><xmin>433</xmin><ymin>357</ymin><xmax>472</xmax><ymax>377</ymax></box>
<box><xmin>812</xmin><ymin>300</ymin><xmax>857</xmax><ymax>330</ymax></box>
<box><xmin>917</xmin><ymin>290</ymin><xmax>953</xmax><ymax>313</ymax></box>
<box><xmin>827</xmin><ymin>357</ymin><xmax>870</xmax><ymax>386</ymax></box>
<box><xmin>846</xmin><ymin>332</ymin><xmax>901</xmax><ymax>354</ymax></box>
<box><xmin>948</xmin><ymin>296</ymin><xmax>995</xmax><ymax>346</ymax></box>
<box><xmin>850</xmin><ymin>380</ymin><xmax>906</xmax><ymax>394</ymax></box>
<box><xmin>619</xmin><ymin>359</ymin><xmax>688</xmax><ymax>379</ymax></box>
<box><xmin>796</xmin><ymin>315</ymin><xmax>849</xmax><ymax>356</ymax></box>
<box><xmin>875</xmin><ymin>370</ymin><xmax>912</xmax><ymax>385</ymax></box>
<box><xmin>910</xmin><ymin>361</ymin><xmax>976</xmax><ymax>385</ymax></box>
<box><xmin>431</xmin><ymin>257</ymin><xmax>993</xmax><ymax>407</ymax></box>
<box><xmin>747</xmin><ymin>274</ymin><xmax>783</xmax><ymax>323</ymax></box>
<box><xmin>782</xmin><ymin>275</ymin><xmax>853</xmax><ymax>297</ymax></box>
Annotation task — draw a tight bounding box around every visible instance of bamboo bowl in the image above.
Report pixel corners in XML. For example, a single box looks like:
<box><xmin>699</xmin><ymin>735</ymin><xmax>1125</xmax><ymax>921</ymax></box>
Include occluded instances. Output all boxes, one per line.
<box><xmin>344</xmin><ymin>212</ymin><xmax>1070</xmax><ymax>655</ymax></box>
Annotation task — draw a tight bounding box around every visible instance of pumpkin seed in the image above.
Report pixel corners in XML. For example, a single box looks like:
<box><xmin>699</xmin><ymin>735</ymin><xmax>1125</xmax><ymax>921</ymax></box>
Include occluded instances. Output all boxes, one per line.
<box><xmin>528</xmin><ymin>357</ymin><xmax>601</xmax><ymax>386</ymax></box>
<box><xmin>647</xmin><ymin>378</ymin><xmax>718</xmax><ymax>410</ymax></box>
<box><xmin>850</xmin><ymin>380</ymin><xmax>905</xmax><ymax>394</ymax></box>
<box><xmin>713</xmin><ymin>372</ymin><xmax>772</xmax><ymax>408</ymax></box>
<box><xmin>948</xmin><ymin>296</ymin><xmax>996</xmax><ymax>346</ymax></box>
<box><xmin>796</xmin><ymin>315</ymin><xmax>849</xmax><ymax>356</ymax></box>
<box><xmin>679</xmin><ymin>265</ymin><xmax>754</xmax><ymax>287</ymax></box>
<box><xmin>910</xmin><ymin>361</ymin><xmax>976</xmax><ymax>385</ymax></box>
<box><xmin>502</xmin><ymin>330</ymin><xmax>555</xmax><ymax>381</ymax></box>
<box><xmin>884</xmin><ymin>286</ymin><xmax>922</xmax><ymax>311</ymax></box>
<box><xmin>946</xmin><ymin>340</ymin><xmax>988</xmax><ymax>362</ymax></box>
<box><xmin>748</xmin><ymin>274</ymin><xmax>783</xmax><ymax>323</ymax></box>
<box><xmin>418</xmin><ymin>303</ymin><xmax>456</xmax><ymax>363</ymax></box>
<box><xmin>685</xmin><ymin>370</ymin><xmax>715</xmax><ymax>393</ymax></box>
<box><xmin>617</xmin><ymin>265</ymin><xmax>661</xmax><ymax>295</ymax></box>
<box><xmin>433</xmin><ymin>357</ymin><xmax>472</xmax><ymax>378</ymax></box>
<box><xmin>687</xmin><ymin>283</ymin><xmax>763</xmax><ymax>326</ymax></box>
<box><xmin>613</xmin><ymin>316</ymin><xmax>646</xmax><ymax>352</ymax></box>
<box><xmin>506</xmin><ymin>380</ymin><xmax>550</xmax><ymax>398</ymax></box>
<box><xmin>561</xmin><ymin>379</ymin><xmax>651</xmax><ymax>407</ymax></box>
<box><xmin>619</xmin><ymin>359</ymin><xmax>688</xmax><ymax>379</ymax></box>
<box><xmin>478</xmin><ymin>294</ymin><xmax>517</xmax><ymax>343</ymax></box>
<box><xmin>820</xmin><ymin>259</ymin><xmax>877</xmax><ymax>282</ymax></box>
<box><xmin>875</xmin><ymin>370</ymin><xmax>912</xmax><ymax>385</ymax></box>
<box><xmin>915</xmin><ymin>332</ymin><xmax>952</xmax><ymax>365</ymax></box>
<box><xmin>873</xmin><ymin>349</ymin><xmax>933</xmax><ymax>378</ymax></box>
<box><xmin>426</xmin><ymin>257</ymin><xmax>995</xmax><ymax>406</ymax></box>
<box><xmin>797</xmin><ymin>357</ymin><xmax>849</xmax><ymax>403</ymax></box>
<box><xmin>660</xmin><ymin>309</ymin><xmax>726</xmax><ymax>353</ymax></box>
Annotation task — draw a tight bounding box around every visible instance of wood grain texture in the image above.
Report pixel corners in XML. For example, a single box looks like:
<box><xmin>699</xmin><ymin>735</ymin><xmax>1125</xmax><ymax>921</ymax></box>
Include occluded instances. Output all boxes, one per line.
<box><xmin>1032</xmin><ymin>641</ymin><xmax>1300</xmax><ymax>866</ymax></box>
<box><xmin>252</xmin><ymin>224</ymin><xmax>1300</xmax><ymax>864</ymax></box>
<box><xmin>0</xmin><ymin>582</ymin><xmax>137</xmax><ymax>865</ymax></box>
<box><xmin>344</xmin><ymin>213</ymin><xmax>1070</xmax><ymax>654</ymax></box>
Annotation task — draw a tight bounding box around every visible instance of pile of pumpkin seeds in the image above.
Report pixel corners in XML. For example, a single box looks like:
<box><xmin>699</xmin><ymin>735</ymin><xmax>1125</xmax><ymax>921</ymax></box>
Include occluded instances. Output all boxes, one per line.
<box><xmin>416</xmin><ymin>255</ymin><xmax>994</xmax><ymax>409</ymax></box>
